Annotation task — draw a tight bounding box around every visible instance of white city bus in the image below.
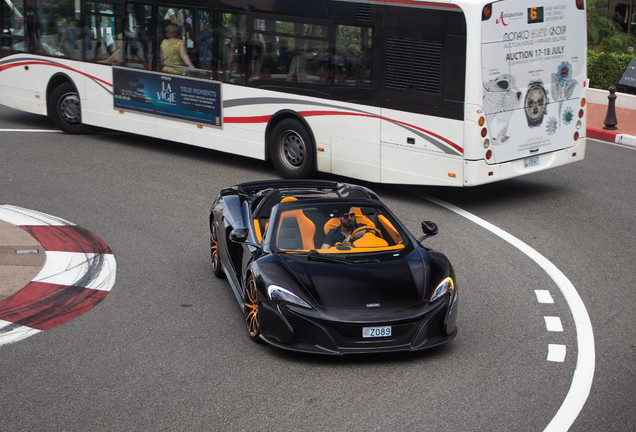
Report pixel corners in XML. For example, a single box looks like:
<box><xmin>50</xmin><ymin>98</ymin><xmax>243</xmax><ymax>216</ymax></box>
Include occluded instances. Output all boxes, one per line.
<box><xmin>0</xmin><ymin>0</ymin><xmax>588</xmax><ymax>186</ymax></box>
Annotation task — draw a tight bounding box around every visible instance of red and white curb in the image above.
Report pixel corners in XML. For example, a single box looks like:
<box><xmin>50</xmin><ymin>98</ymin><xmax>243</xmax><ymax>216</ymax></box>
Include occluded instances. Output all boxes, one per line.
<box><xmin>0</xmin><ymin>205</ymin><xmax>116</xmax><ymax>346</ymax></box>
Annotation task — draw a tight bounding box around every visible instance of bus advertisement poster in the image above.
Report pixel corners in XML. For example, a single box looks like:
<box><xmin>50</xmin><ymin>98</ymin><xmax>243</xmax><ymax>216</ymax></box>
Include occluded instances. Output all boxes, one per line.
<box><xmin>480</xmin><ymin>1</ymin><xmax>586</xmax><ymax>164</ymax></box>
<box><xmin>112</xmin><ymin>67</ymin><xmax>222</xmax><ymax>127</ymax></box>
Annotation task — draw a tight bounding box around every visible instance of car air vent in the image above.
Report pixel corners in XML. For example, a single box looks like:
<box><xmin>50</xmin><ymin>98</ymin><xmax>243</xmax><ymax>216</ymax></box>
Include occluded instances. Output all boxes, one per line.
<box><xmin>385</xmin><ymin>37</ymin><xmax>442</xmax><ymax>94</ymax></box>
<box><xmin>357</xmin><ymin>4</ymin><xmax>371</xmax><ymax>21</ymax></box>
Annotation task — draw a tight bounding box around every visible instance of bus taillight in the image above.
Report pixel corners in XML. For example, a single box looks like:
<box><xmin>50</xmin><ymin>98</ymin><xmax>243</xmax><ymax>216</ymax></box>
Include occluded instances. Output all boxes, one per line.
<box><xmin>575</xmin><ymin>0</ymin><xmax>584</xmax><ymax>10</ymax></box>
<box><xmin>482</xmin><ymin>4</ymin><xmax>492</xmax><ymax>21</ymax></box>
<box><xmin>574</xmin><ymin>132</ymin><xmax>580</xmax><ymax>141</ymax></box>
<box><xmin>485</xmin><ymin>149</ymin><xmax>492</xmax><ymax>160</ymax></box>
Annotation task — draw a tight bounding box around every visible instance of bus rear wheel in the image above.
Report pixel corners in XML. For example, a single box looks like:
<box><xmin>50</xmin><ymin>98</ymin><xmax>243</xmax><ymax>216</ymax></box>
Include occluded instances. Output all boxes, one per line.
<box><xmin>48</xmin><ymin>82</ymin><xmax>88</xmax><ymax>134</ymax></box>
<box><xmin>270</xmin><ymin>118</ymin><xmax>314</xmax><ymax>179</ymax></box>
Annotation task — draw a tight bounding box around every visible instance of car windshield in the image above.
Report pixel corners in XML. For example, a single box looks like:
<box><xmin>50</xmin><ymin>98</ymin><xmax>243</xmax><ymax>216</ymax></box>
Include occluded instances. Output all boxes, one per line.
<box><xmin>272</xmin><ymin>201</ymin><xmax>408</xmax><ymax>254</ymax></box>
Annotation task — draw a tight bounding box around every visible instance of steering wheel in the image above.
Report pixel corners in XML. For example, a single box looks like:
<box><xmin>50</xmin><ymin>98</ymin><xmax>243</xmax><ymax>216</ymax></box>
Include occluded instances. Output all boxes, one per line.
<box><xmin>351</xmin><ymin>225</ymin><xmax>382</xmax><ymax>240</ymax></box>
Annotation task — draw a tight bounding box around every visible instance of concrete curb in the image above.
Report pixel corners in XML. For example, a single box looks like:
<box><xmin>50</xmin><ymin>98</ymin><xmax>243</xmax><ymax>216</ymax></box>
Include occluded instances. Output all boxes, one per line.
<box><xmin>587</xmin><ymin>127</ymin><xmax>636</xmax><ymax>148</ymax></box>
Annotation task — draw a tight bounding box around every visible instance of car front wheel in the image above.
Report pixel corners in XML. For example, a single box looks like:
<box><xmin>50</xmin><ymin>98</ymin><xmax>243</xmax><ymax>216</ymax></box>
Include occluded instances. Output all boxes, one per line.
<box><xmin>244</xmin><ymin>275</ymin><xmax>261</xmax><ymax>342</ymax></box>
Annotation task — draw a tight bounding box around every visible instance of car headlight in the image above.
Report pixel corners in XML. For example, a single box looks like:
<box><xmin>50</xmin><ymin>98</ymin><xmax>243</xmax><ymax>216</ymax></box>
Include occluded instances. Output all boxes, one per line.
<box><xmin>430</xmin><ymin>277</ymin><xmax>454</xmax><ymax>302</ymax></box>
<box><xmin>267</xmin><ymin>285</ymin><xmax>312</xmax><ymax>309</ymax></box>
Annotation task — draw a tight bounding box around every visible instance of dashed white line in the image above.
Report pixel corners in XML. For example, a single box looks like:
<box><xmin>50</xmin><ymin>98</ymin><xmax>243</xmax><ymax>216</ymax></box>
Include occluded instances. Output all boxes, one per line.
<box><xmin>535</xmin><ymin>289</ymin><xmax>555</xmax><ymax>304</ymax></box>
<box><xmin>417</xmin><ymin>193</ymin><xmax>595</xmax><ymax>432</ymax></box>
<box><xmin>548</xmin><ymin>344</ymin><xmax>567</xmax><ymax>363</ymax></box>
<box><xmin>545</xmin><ymin>316</ymin><xmax>564</xmax><ymax>332</ymax></box>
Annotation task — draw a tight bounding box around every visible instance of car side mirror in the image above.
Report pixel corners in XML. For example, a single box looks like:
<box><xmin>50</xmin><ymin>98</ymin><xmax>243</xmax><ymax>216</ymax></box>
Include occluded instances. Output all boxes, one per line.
<box><xmin>417</xmin><ymin>221</ymin><xmax>438</xmax><ymax>243</ymax></box>
<box><xmin>229</xmin><ymin>227</ymin><xmax>249</xmax><ymax>243</ymax></box>
<box><xmin>229</xmin><ymin>227</ymin><xmax>263</xmax><ymax>255</ymax></box>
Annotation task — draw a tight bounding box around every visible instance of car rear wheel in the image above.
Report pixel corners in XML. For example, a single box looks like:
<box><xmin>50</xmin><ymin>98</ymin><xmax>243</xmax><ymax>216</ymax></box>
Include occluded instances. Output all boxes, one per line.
<box><xmin>210</xmin><ymin>221</ymin><xmax>224</xmax><ymax>278</ymax></box>
<box><xmin>244</xmin><ymin>276</ymin><xmax>261</xmax><ymax>342</ymax></box>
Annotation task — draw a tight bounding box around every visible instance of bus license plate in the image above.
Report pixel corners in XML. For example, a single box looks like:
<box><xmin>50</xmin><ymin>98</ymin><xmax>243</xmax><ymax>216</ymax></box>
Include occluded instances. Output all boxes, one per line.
<box><xmin>524</xmin><ymin>156</ymin><xmax>539</xmax><ymax>168</ymax></box>
<box><xmin>363</xmin><ymin>326</ymin><xmax>392</xmax><ymax>338</ymax></box>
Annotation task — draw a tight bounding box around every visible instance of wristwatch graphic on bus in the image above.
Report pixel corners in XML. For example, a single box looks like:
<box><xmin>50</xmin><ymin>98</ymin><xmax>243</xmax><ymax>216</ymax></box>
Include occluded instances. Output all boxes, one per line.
<box><xmin>524</xmin><ymin>80</ymin><xmax>548</xmax><ymax>127</ymax></box>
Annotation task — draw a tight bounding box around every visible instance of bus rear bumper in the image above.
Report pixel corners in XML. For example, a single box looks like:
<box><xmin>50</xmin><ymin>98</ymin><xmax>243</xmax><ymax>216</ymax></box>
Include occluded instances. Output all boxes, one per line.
<box><xmin>463</xmin><ymin>139</ymin><xmax>586</xmax><ymax>186</ymax></box>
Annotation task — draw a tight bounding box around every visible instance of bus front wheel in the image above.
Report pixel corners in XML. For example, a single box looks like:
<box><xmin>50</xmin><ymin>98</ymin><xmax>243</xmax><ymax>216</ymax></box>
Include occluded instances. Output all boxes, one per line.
<box><xmin>270</xmin><ymin>118</ymin><xmax>314</xmax><ymax>179</ymax></box>
<box><xmin>48</xmin><ymin>82</ymin><xmax>88</xmax><ymax>134</ymax></box>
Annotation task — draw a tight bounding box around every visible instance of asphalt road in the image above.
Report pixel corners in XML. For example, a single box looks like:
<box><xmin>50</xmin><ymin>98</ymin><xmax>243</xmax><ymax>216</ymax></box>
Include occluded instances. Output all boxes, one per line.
<box><xmin>0</xmin><ymin>105</ymin><xmax>634</xmax><ymax>431</ymax></box>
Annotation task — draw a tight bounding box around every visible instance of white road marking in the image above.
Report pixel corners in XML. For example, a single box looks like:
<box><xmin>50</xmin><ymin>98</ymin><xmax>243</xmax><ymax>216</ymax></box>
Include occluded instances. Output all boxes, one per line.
<box><xmin>34</xmin><ymin>251</ymin><xmax>117</xmax><ymax>291</ymax></box>
<box><xmin>0</xmin><ymin>320</ymin><xmax>42</xmax><ymax>346</ymax></box>
<box><xmin>535</xmin><ymin>289</ymin><xmax>555</xmax><ymax>304</ymax></box>
<box><xmin>548</xmin><ymin>344</ymin><xmax>567</xmax><ymax>362</ymax></box>
<box><xmin>418</xmin><ymin>193</ymin><xmax>595</xmax><ymax>432</ymax></box>
<box><xmin>545</xmin><ymin>316</ymin><xmax>564</xmax><ymax>332</ymax></box>
<box><xmin>0</xmin><ymin>129</ymin><xmax>61</xmax><ymax>133</ymax></box>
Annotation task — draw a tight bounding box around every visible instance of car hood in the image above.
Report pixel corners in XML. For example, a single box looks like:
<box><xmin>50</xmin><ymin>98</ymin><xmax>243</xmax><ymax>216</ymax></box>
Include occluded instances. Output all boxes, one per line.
<box><xmin>279</xmin><ymin>251</ymin><xmax>428</xmax><ymax>309</ymax></box>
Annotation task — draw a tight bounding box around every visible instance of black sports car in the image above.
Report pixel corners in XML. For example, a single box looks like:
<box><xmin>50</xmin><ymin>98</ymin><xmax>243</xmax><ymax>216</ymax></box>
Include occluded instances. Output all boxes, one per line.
<box><xmin>209</xmin><ymin>179</ymin><xmax>457</xmax><ymax>355</ymax></box>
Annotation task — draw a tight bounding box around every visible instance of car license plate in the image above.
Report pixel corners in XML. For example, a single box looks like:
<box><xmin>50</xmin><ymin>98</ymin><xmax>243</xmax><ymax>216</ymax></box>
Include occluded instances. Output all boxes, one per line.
<box><xmin>363</xmin><ymin>326</ymin><xmax>392</xmax><ymax>338</ymax></box>
<box><xmin>524</xmin><ymin>156</ymin><xmax>539</xmax><ymax>168</ymax></box>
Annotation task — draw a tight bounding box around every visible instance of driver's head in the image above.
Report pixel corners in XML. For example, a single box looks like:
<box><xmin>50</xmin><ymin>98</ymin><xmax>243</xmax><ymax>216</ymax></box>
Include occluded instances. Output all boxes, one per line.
<box><xmin>339</xmin><ymin>207</ymin><xmax>356</xmax><ymax>229</ymax></box>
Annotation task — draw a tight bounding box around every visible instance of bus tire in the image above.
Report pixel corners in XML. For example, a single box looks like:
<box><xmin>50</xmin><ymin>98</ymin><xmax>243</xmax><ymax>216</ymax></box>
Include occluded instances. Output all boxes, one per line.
<box><xmin>48</xmin><ymin>82</ymin><xmax>88</xmax><ymax>134</ymax></box>
<box><xmin>270</xmin><ymin>118</ymin><xmax>315</xmax><ymax>179</ymax></box>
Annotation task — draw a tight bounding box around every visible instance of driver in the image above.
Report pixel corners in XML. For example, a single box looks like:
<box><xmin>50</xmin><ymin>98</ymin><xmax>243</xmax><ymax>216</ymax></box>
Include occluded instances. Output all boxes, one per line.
<box><xmin>321</xmin><ymin>207</ymin><xmax>367</xmax><ymax>248</ymax></box>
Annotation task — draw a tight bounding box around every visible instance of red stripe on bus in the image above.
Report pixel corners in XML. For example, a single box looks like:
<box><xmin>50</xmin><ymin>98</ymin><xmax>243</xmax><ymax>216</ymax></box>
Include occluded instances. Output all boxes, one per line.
<box><xmin>0</xmin><ymin>281</ymin><xmax>109</xmax><ymax>331</ymax></box>
<box><xmin>225</xmin><ymin>115</ymin><xmax>273</xmax><ymax>124</ymax></box>
<box><xmin>225</xmin><ymin>110</ymin><xmax>462</xmax><ymax>154</ymax></box>
<box><xmin>389</xmin><ymin>117</ymin><xmax>464</xmax><ymax>154</ymax></box>
<box><xmin>299</xmin><ymin>110</ymin><xmax>464</xmax><ymax>154</ymax></box>
<box><xmin>0</xmin><ymin>60</ymin><xmax>112</xmax><ymax>87</ymax></box>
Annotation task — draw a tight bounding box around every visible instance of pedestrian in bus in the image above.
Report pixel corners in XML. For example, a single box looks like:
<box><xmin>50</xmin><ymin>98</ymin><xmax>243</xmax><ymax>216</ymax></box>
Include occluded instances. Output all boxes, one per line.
<box><xmin>197</xmin><ymin>20</ymin><xmax>213</xmax><ymax>69</ymax></box>
<box><xmin>55</xmin><ymin>15</ymin><xmax>67</xmax><ymax>51</ymax></box>
<box><xmin>25</xmin><ymin>7</ymin><xmax>40</xmax><ymax>53</ymax></box>
<box><xmin>98</xmin><ymin>34</ymin><xmax>124</xmax><ymax>65</ymax></box>
<box><xmin>160</xmin><ymin>23</ymin><xmax>195</xmax><ymax>73</ymax></box>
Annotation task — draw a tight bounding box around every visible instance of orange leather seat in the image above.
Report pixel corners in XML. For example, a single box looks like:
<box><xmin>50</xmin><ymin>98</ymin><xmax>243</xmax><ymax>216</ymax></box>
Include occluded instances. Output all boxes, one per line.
<box><xmin>276</xmin><ymin>198</ymin><xmax>316</xmax><ymax>250</ymax></box>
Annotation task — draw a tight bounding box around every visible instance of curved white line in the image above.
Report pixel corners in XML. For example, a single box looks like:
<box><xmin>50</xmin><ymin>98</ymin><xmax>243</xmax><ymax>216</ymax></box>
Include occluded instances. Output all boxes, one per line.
<box><xmin>420</xmin><ymin>193</ymin><xmax>595</xmax><ymax>432</ymax></box>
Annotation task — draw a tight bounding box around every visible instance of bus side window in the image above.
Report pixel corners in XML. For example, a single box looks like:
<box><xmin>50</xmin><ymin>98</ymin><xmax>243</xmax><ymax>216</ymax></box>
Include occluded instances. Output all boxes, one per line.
<box><xmin>124</xmin><ymin>3</ymin><xmax>152</xmax><ymax>69</ymax></box>
<box><xmin>1</xmin><ymin>0</ymin><xmax>26</xmax><ymax>54</ymax></box>
<box><xmin>335</xmin><ymin>25</ymin><xmax>373</xmax><ymax>87</ymax></box>
<box><xmin>32</xmin><ymin>3</ymin><xmax>82</xmax><ymax>59</ymax></box>
<box><xmin>216</xmin><ymin>13</ymin><xmax>247</xmax><ymax>82</ymax></box>
<box><xmin>250</xmin><ymin>18</ymin><xmax>328</xmax><ymax>84</ymax></box>
<box><xmin>84</xmin><ymin>3</ymin><xmax>123</xmax><ymax>63</ymax></box>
